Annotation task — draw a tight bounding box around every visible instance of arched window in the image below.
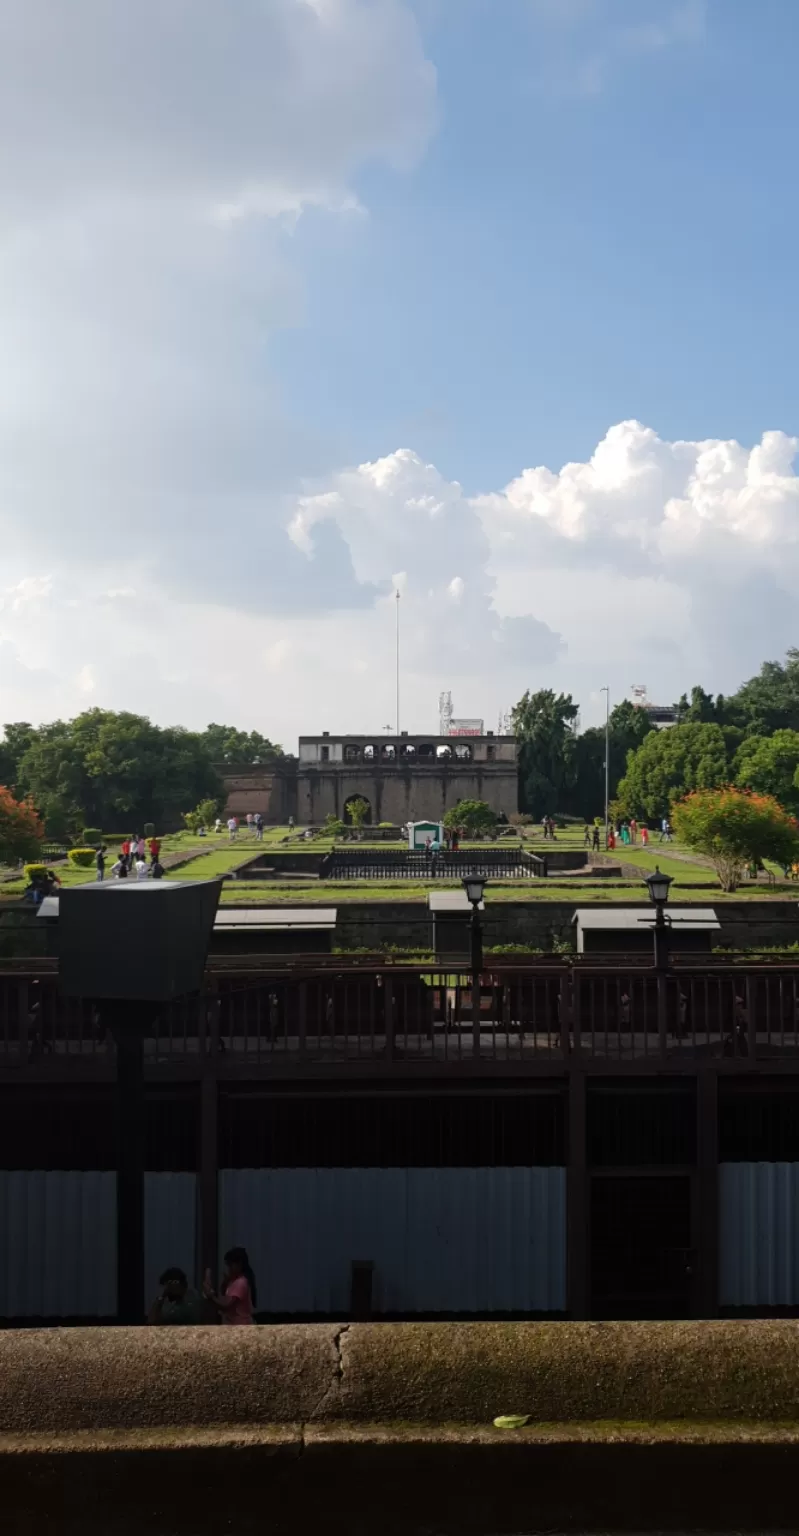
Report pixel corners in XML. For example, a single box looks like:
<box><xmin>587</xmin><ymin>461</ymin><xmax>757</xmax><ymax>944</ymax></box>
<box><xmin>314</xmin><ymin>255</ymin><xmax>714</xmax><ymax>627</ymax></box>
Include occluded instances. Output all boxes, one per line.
<box><xmin>363</xmin><ymin>744</ymin><xmax>376</xmax><ymax>760</ymax></box>
<box><xmin>436</xmin><ymin>744</ymin><xmax>453</xmax><ymax>761</ymax></box>
<box><xmin>344</xmin><ymin>744</ymin><xmax>362</xmax><ymax>763</ymax></box>
<box><xmin>455</xmin><ymin>744</ymin><xmax>472</xmax><ymax>761</ymax></box>
<box><xmin>401</xmin><ymin>743</ymin><xmax>416</xmax><ymax>760</ymax></box>
<box><xmin>418</xmin><ymin>743</ymin><xmax>435</xmax><ymax>761</ymax></box>
<box><xmin>382</xmin><ymin>744</ymin><xmax>396</xmax><ymax>760</ymax></box>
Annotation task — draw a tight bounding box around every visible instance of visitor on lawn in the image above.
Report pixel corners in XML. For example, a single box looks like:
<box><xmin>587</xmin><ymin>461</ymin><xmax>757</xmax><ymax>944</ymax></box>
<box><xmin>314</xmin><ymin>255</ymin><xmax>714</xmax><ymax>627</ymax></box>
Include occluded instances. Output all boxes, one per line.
<box><xmin>96</xmin><ymin>844</ymin><xmax>107</xmax><ymax>882</ymax></box>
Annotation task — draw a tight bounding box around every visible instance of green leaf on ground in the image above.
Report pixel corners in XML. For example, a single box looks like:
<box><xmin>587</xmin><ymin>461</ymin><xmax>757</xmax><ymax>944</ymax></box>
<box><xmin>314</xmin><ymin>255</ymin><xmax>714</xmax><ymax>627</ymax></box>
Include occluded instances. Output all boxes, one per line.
<box><xmin>493</xmin><ymin>1414</ymin><xmax>532</xmax><ymax>1429</ymax></box>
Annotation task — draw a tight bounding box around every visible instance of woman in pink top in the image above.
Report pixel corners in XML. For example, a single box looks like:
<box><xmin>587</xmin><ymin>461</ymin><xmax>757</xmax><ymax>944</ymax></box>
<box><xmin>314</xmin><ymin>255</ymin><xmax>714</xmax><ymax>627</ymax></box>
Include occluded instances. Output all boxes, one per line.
<box><xmin>203</xmin><ymin>1247</ymin><xmax>256</xmax><ymax>1325</ymax></box>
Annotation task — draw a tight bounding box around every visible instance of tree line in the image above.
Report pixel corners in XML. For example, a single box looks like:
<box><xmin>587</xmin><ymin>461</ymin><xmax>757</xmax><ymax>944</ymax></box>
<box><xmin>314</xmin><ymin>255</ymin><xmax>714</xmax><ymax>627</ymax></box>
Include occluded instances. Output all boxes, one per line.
<box><xmin>512</xmin><ymin>648</ymin><xmax>799</xmax><ymax>822</ymax></box>
<box><xmin>0</xmin><ymin>711</ymin><xmax>285</xmax><ymax>837</ymax></box>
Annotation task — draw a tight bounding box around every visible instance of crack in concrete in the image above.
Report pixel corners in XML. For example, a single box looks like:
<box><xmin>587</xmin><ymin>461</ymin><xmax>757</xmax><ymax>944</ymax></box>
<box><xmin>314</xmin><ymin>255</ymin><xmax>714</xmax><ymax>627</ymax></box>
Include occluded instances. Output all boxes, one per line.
<box><xmin>299</xmin><ymin>1324</ymin><xmax>351</xmax><ymax>1455</ymax></box>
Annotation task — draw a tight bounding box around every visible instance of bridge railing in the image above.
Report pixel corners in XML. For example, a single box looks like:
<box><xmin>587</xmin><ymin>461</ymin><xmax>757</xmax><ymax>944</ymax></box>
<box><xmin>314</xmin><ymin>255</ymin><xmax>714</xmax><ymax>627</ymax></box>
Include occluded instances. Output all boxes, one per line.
<box><xmin>1</xmin><ymin>959</ymin><xmax>798</xmax><ymax>1071</ymax></box>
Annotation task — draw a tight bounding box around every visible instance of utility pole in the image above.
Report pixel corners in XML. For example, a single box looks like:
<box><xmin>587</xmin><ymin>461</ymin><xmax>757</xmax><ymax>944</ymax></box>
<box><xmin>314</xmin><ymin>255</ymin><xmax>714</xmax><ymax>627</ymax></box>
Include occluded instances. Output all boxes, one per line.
<box><xmin>601</xmin><ymin>687</ymin><xmax>610</xmax><ymax>849</ymax></box>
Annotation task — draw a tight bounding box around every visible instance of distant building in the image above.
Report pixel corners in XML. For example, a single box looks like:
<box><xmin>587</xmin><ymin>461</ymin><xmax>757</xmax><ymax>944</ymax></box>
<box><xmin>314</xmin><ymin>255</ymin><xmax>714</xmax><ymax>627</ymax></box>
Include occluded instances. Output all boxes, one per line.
<box><xmin>630</xmin><ymin>685</ymin><xmax>678</xmax><ymax>729</ymax></box>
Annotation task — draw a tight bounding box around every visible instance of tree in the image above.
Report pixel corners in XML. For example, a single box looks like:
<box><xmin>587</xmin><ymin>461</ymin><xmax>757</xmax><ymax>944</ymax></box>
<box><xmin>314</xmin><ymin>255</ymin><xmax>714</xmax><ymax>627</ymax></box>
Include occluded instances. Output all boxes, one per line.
<box><xmin>568</xmin><ymin>700</ymin><xmax>655</xmax><ymax>818</ymax></box>
<box><xmin>184</xmin><ymin>798</ymin><xmax>221</xmax><ymax>834</ymax></box>
<box><xmin>346</xmin><ymin>796</ymin><xmax>371</xmax><ymax>829</ymax></box>
<box><xmin>16</xmin><ymin>710</ymin><xmax>222</xmax><ymax>833</ymax></box>
<box><xmin>614</xmin><ymin>723</ymin><xmax>730</xmax><ymax>822</ymax></box>
<box><xmin>443</xmin><ymin>799</ymin><xmax>496</xmax><ymax>835</ymax></box>
<box><xmin>671</xmin><ymin>787</ymin><xmax>799</xmax><ymax>891</ymax></box>
<box><xmin>512</xmin><ymin>690</ymin><xmax>578</xmax><ymax>818</ymax></box>
<box><xmin>0</xmin><ymin>723</ymin><xmax>36</xmax><ymax>791</ymax></box>
<box><xmin>0</xmin><ymin>786</ymin><xmax>44</xmax><ymax>865</ymax></box>
<box><xmin>201</xmin><ymin>724</ymin><xmax>284</xmax><ymax>764</ymax></box>
<box><xmin>735</xmin><ymin>730</ymin><xmax>799</xmax><ymax>813</ymax></box>
<box><xmin>730</xmin><ymin>649</ymin><xmax>799</xmax><ymax>736</ymax></box>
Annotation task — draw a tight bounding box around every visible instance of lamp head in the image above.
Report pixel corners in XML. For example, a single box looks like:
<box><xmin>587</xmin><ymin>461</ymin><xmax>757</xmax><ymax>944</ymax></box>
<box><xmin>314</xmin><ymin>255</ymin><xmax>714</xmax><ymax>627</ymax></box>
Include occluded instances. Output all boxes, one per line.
<box><xmin>462</xmin><ymin>873</ymin><xmax>487</xmax><ymax>908</ymax></box>
<box><xmin>644</xmin><ymin>866</ymin><xmax>673</xmax><ymax>908</ymax></box>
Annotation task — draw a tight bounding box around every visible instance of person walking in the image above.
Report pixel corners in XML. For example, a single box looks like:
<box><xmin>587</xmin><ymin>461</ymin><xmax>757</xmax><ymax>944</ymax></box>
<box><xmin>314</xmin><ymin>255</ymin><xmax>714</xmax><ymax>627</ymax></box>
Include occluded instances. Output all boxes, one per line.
<box><xmin>203</xmin><ymin>1247</ymin><xmax>257</xmax><ymax>1325</ymax></box>
<box><xmin>214</xmin><ymin>817</ymin><xmax>222</xmax><ymax>836</ymax></box>
<box><xmin>583</xmin><ymin>825</ymin><xmax>591</xmax><ymax>848</ymax></box>
<box><xmin>592</xmin><ymin>826</ymin><xmax>600</xmax><ymax>853</ymax></box>
<box><xmin>149</xmin><ymin>836</ymin><xmax>161</xmax><ymax>861</ymax></box>
<box><xmin>641</xmin><ymin>824</ymin><xmax>649</xmax><ymax>847</ymax></box>
<box><xmin>254</xmin><ymin>812</ymin><xmax>263</xmax><ymax>841</ymax></box>
<box><xmin>246</xmin><ymin>813</ymin><xmax>253</xmax><ymax>835</ymax></box>
<box><xmin>227</xmin><ymin>816</ymin><xmax>238</xmax><ymax>842</ymax></box>
<box><xmin>288</xmin><ymin>814</ymin><xmax>295</xmax><ymax>831</ymax></box>
<box><xmin>96</xmin><ymin>844</ymin><xmax>107</xmax><ymax>882</ymax></box>
<box><xmin>629</xmin><ymin>818</ymin><xmax>637</xmax><ymax>844</ymax></box>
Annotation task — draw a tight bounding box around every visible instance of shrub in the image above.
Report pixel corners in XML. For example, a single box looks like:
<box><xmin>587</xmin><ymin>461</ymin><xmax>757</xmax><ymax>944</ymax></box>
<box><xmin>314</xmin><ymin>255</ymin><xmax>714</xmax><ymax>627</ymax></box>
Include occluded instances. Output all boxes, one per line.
<box><xmin>144</xmin><ymin>822</ymin><xmax>155</xmax><ymax>839</ymax></box>
<box><xmin>24</xmin><ymin>863</ymin><xmax>48</xmax><ymax>882</ymax></box>
<box><xmin>81</xmin><ymin>827</ymin><xmax>103</xmax><ymax>847</ymax></box>
<box><xmin>509</xmin><ymin>812</ymin><xmax>533</xmax><ymax>826</ymax></box>
<box><xmin>378</xmin><ymin>821</ymin><xmax>393</xmax><ymax>828</ymax></box>
<box><xmin>443</xmin><ymin>799</ymin><xmax>496</xmax><ymax>836</ymax></box>
<box><xmin>68</xmin><ymin>847</ymin><xmax>97</xmax><ymax>869</ymax></box>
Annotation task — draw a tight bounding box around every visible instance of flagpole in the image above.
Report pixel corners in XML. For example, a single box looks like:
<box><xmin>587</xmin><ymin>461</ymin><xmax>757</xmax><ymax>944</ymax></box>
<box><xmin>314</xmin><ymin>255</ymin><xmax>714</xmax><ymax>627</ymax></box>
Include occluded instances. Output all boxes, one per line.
<box><xmin>395</xmin><ymin>590</ymin><xmax>400</xmax><ymax>736</ymax></box>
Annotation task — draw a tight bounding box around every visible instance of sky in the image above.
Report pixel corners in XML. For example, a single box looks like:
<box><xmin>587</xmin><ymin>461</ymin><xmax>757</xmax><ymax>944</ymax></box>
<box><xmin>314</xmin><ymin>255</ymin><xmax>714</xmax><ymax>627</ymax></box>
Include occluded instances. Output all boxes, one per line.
<box><xmin>1</xmin><ymin>0</ymin><xmax>799</xmax><ymax>748</ymax></box>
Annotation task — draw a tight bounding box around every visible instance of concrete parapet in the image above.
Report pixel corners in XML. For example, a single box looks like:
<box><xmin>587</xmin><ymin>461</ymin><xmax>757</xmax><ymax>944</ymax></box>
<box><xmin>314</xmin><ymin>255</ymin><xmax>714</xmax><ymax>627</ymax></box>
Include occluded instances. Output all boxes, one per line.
<box><xmin>4</xmin><ymin>1322</ymin><xmax>799</xmax><ymax>1533</ymax></box>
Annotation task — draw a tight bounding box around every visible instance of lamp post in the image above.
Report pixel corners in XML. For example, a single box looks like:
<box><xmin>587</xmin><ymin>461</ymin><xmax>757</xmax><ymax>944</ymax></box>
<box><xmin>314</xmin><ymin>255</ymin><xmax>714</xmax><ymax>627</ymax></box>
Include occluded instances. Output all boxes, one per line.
<box><xmin>644</xmin><ymin>865</ymin><xmax>673</xmax><ymax>972</ymax></box>
<box><xmin>463</xmin><ymin>874</ymin><xmax>487</xmax><ymax>1056</ymax></box>
<box><xmin>600</xmin><ymin>686</ymin><xmax>610</xmax><ymax>849</ymax></box>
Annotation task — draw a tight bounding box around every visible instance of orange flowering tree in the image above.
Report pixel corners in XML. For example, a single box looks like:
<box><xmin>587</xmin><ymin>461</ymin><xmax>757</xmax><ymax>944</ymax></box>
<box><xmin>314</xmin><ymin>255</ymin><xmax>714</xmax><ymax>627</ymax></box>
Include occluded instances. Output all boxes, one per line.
<box><xmin>671</xmin><ymin>786</ymin><xmax>799</xmax><ymax>891</ymax></box>
<box><xmin>0</xmin><ymin>785</ymin><xmax>44</xmax><ymax>866</ymax></box>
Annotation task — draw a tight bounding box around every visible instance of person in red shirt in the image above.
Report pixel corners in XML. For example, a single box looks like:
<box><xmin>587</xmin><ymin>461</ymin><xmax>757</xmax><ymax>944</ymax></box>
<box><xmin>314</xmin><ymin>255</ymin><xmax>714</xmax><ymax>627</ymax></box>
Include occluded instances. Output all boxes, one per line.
<box><xmin>149</xmin><ymin>837</ymin><xmax>161</xmax><ymax>860</ymax></box>
<box><xmin>203</xmin><ymin>1247</ymin><xmax>256</xmax><ymax>1325</ymax></box>
<box><xmin>121</xmin><ymin>838</ymin><xmax>131</xmax><ymax>859</ymax></box>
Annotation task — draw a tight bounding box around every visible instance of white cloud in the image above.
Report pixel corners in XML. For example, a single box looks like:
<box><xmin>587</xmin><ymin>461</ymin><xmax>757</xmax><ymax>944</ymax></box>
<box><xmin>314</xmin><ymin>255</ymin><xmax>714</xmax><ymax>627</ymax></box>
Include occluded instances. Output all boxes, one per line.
<box><xmin>3</xmin><ymin>419</ymin><xmax>799</xmax><ymax>739</ymax></box>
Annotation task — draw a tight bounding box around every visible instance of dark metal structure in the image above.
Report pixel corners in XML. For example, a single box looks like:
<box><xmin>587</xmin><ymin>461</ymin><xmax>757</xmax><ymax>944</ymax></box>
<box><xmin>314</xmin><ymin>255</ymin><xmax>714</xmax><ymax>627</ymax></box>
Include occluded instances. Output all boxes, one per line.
<box><xmin>4</xmin><ymin>951</ymin><xmax>799</xmax><ymax>1320</ymax></box>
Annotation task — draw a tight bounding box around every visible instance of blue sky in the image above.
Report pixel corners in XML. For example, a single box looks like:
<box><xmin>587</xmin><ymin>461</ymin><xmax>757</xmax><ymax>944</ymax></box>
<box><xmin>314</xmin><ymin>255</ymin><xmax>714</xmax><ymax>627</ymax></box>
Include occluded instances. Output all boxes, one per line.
<box><xmin>277</xmin><ymin>0</ymin><xmax>799</xmax><ymax>489</ymax></box>
<box><xmin>1</xmin><ymin>0</ymin><xmax>798</xmax><ymax>742</ymax></box>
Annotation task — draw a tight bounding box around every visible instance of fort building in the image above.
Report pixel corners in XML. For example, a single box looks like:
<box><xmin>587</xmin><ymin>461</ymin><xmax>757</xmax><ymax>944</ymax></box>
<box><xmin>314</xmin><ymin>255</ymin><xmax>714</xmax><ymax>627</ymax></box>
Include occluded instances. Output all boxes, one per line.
<box><xmin>295</xmin><ymin>731</ymin><xmax>518</xmax><ymax>825</ymax></box>
<box><xmin>221</xmin><ymin>731</ymin><xmax>518</xmax><ymax>824</ymax></box>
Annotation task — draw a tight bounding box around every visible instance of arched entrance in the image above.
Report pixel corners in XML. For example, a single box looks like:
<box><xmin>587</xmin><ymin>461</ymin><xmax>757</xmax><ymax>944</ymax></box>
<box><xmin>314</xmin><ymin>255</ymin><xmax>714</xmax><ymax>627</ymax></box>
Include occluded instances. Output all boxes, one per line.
<box><xmin>344</xmin><ymin>794</ymin><xmax>373</xmax><ymax>826</ymax></box>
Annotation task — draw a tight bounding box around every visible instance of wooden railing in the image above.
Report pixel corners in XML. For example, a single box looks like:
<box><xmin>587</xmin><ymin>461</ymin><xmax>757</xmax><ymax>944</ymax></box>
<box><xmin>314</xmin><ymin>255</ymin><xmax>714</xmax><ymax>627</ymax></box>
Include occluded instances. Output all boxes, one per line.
<box><xmin>2</xmin><ymin>959</ymin><xmax>799</xmax><ymax>1074</ymax></box>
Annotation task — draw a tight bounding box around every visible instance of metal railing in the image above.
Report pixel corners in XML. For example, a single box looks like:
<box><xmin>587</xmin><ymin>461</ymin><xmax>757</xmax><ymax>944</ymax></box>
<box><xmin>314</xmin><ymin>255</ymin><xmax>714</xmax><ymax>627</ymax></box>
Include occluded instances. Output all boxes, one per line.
<box><xmin>323</xmin><ymin>847</ymin><xmax>543</xmax><ymax>880</ymax></box>
<box><xmin>3</xmin><ymin>959</ymin><xmax>799</xmax><ymax>1073</ymax></box>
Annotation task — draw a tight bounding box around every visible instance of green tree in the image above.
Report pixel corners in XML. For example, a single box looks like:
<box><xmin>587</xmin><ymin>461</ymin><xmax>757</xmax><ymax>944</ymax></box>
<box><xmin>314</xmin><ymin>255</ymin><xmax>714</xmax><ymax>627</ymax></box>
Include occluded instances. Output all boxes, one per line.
<box><xmin>184</xmin><ymin>797</ymin><xmax>221</xmax><ymax>834</ymax></box>
<box><xmin>734</xmin><ymin>730</ymin><xmax>799</xmax><ymax>812</ymax></box>
<box><xmin>614</xmin><ymin>722</ymin><xmax>730</xmax><ymax>822</ymax></box>
<box><xmin>730</xmin><ymin>649</ymin><xmax>799</xmax><ymax>736</ymax></box>
<box><xmin>512</xmin><ymin>690</ymin><xmax>578</xmax><ymax>818</ymax></box>
<box><xmin>0</xmin><ymin>723</ymin><xmax>36</xmax><ymax>791</ymax></box>
<box><xmin>346</xmin><ymin>796</ymin><xmax>371</xmax><ymax>829</ymax></box>
<box><xmin>201</xmin><ymin>724</ymin><xmax>284</xmax><ymax>763</ymax></box>
<box><xmin>672</xmin><ymin>786</ymin><xmax>799</xmax><ymax>891</ymax></box>
<box><xmin>17</xmin><ymin>710</ymin><xmax>222</xmax><ymax>833</ymax></box>
<box><xmin>0</xmin><ymin>786</ymin><xmax>43</xmax><ymax>865</ymax></box>
<box><xmin>443</xmin><ymin>799</ymin><xmax>496</xmax><ymax>835</ymax></box>
<box><xmin>569</xmin><ymin>700</ymin><xmax>655</xmax><ymax>818</ymax></box>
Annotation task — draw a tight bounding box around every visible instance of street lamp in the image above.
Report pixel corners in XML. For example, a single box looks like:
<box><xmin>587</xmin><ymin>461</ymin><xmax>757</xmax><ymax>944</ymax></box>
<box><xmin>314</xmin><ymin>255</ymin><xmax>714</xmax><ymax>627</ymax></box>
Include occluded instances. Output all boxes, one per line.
<box><xmin>462</xmin><ymin>874</ymin><xmax>487</xmax><ymax>1054</ymax></box>
<box><xmin>644</xmin><ymin>865</ymin><xmax>673</xmax><ymax>971</ymax></box>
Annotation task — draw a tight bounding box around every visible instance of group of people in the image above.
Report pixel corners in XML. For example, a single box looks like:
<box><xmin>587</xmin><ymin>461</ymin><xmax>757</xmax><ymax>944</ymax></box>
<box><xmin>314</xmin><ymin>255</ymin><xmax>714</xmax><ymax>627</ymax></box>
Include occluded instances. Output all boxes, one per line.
<box><xmin>99</xmin><ymin>834</ymin><xmax>164</xmax><ymax>882</ymax></box>
<box><xmin>214</xmin><ymin>813</ymin><xmax>266</xmax><ymax>841</ymax></box>
<box><xmin>540</xmin><ymin>816</ymin><xmax>558</xmax><ymax>840</ymax></box>
<box><xmin>148</xmin><ymin>1247</ymin><xmax>257</xmax><ymax>1326</ymax></box>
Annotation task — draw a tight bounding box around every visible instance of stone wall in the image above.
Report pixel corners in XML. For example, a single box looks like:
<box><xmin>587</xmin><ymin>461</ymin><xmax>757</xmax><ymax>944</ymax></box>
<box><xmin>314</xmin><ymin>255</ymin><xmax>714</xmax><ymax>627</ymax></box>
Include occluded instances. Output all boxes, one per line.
<box><xmin>297</xmin><ymin>764</ymin><xmax>518</xmax><ymax>824</ymax></box>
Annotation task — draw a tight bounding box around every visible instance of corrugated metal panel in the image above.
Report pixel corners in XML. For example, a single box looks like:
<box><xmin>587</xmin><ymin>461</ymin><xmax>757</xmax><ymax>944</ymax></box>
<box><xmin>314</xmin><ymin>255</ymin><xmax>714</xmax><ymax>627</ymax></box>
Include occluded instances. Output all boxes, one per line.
<box><xmin>219</xmin><ymin>1167</ymin><xmax>565</xmax><ymax>1314</ymax></box>
<box><xmin>0</xmin><ymin>1172</ymin><xmax>197</xmax><ymax>1317</ymax></box>
<box><xmin>720</xmin><ymin>1162</ymin><xmax>799</xmax><ymax>1306</ymax></box>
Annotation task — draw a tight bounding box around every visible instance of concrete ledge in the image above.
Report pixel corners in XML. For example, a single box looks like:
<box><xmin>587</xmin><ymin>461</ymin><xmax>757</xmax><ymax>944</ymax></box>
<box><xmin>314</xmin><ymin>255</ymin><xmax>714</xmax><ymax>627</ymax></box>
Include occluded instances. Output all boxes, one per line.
<box><xmin>5</xmin><ymin>1323</ymin><xmax>799</xmax><ymax>1532</ymax></box>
